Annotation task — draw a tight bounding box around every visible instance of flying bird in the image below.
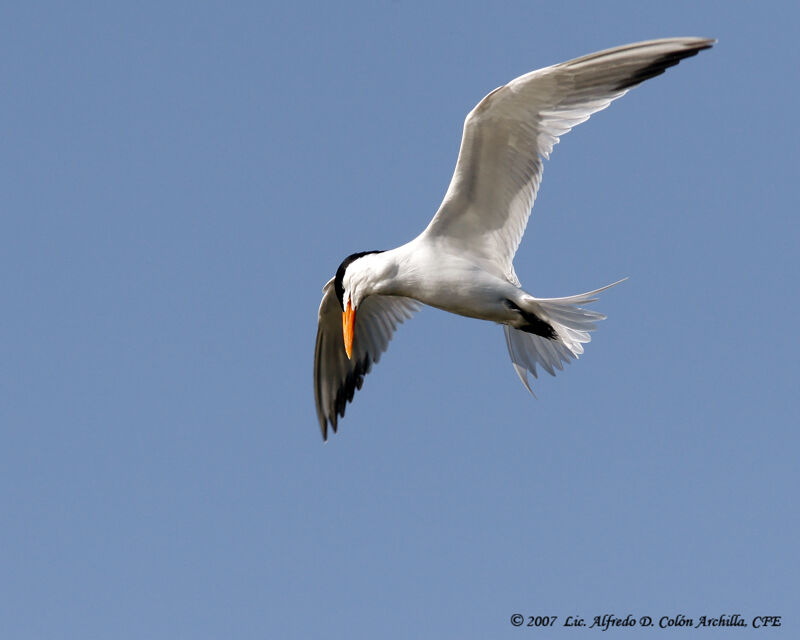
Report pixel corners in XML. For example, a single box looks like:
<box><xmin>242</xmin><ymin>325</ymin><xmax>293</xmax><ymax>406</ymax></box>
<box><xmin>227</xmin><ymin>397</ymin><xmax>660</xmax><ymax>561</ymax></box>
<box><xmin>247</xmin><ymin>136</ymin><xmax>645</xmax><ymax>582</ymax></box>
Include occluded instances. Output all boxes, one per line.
<box><xmin>314</xmin><ymin>37</ymin><xmax>714</xmax><ymax>440</ymax></box>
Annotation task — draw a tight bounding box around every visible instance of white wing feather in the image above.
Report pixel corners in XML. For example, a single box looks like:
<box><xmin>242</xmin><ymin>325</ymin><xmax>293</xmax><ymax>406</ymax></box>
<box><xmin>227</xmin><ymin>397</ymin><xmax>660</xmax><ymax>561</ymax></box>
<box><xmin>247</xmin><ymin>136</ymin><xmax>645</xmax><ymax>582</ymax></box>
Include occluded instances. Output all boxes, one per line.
<box><xmin>421</xmin><ymin>37</ymin><xmax>715</xmax><ymax>284</ymax></box>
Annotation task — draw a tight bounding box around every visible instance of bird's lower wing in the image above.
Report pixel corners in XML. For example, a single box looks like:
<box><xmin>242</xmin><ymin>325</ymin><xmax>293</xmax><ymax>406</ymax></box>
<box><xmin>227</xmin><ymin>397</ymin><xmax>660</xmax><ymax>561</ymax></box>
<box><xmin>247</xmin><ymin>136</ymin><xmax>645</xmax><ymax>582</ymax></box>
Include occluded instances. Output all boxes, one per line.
<box><xmin>314</xmin><ymin>279</ymin><xmax>420</xmax><ymax>440</ymax></box>
<box><xmin>421</xmin><ymin>37</ymin><xmax>714</xmax><ymax>282</ymax></box>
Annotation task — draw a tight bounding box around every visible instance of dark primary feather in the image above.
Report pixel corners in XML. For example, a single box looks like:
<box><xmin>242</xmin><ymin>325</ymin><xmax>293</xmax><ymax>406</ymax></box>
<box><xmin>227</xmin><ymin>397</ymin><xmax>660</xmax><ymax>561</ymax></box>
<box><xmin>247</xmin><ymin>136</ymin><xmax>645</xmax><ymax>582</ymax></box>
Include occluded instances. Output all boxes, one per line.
<box><xmin>314</xmin><ymin>284</ymin><xmax>419</xmax><ymax>440</ymax></box>
<box><xmin>613</xmin><ymin>42</ymin><xmax>714</xmax><ymax>91</ymax></box>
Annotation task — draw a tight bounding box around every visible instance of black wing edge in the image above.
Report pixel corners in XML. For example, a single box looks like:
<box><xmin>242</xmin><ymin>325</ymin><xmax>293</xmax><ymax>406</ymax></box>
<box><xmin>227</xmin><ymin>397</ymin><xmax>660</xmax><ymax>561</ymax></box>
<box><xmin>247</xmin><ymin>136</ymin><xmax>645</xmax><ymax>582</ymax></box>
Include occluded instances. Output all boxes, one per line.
<box><xmin>614</xmin><ymin>39</ymin><xmax>716</xmax><ymax>92</ymax></box>
<box><xmin>314</xmin><ymin>321</ymin><xmax>374</xmax><ymax>442</ymax></box>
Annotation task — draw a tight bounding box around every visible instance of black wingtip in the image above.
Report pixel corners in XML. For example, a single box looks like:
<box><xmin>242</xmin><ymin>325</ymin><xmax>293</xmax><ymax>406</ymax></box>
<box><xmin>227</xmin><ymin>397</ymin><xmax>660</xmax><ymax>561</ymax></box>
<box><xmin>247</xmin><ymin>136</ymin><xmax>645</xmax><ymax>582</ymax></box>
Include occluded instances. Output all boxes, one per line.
<box><xmin>614</xmin><ymin>40</ymin><xmax>715</xmax><ymax>92</ymax></box>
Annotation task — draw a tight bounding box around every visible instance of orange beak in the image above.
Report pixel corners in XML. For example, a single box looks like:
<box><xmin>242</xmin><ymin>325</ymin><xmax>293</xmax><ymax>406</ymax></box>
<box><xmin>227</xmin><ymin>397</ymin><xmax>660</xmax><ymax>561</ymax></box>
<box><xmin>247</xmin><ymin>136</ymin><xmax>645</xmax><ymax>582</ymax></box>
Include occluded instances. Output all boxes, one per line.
<box><xmin>342</xmin><ymin>299</ymin><xmax>356</xmax><ymax>359</ymax></box>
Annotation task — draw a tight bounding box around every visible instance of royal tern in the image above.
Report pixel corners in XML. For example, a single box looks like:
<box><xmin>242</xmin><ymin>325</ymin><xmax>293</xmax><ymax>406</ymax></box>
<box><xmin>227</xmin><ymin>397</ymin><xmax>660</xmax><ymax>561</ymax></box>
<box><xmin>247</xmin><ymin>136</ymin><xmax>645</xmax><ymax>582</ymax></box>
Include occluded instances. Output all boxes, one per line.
<box><xmin>314</xmin><ymin>37</ymin><xmax>714</xmax><ymax>440</ymax></box>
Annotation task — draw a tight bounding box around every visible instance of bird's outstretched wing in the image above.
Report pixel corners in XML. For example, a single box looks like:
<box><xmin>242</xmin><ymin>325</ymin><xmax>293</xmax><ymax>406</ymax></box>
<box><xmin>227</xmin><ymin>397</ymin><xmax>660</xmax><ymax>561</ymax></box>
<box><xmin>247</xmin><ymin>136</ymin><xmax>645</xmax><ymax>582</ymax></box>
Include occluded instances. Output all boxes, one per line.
<box><xmin>314</xmin><ymin>278</ymin><xmax>420</xmax><ymax>440</ymax></box>
<box><xmin>421</xmin><ymin>37</ymin><xmax>714</xmax><ymax>283</ymax></box>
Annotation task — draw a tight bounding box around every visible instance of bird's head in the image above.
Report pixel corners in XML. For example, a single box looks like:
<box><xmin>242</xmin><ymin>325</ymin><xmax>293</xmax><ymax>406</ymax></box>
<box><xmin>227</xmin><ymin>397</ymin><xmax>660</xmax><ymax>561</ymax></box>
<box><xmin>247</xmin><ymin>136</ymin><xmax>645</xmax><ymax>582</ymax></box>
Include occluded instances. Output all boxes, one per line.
<box><xmin>334</xmin><ymin>250</ymin><xmax>385</xmax><ymax>359</ymax></box>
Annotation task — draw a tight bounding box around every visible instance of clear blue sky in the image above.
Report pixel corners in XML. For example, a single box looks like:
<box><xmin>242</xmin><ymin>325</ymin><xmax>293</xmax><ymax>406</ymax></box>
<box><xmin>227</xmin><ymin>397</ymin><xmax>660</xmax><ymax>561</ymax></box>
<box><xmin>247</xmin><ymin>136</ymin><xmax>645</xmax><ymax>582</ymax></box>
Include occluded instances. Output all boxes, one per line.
<box><xmin>2</xmin><ymin>2</ymin><xmax>798</xmax><ymax>638</ymax></box>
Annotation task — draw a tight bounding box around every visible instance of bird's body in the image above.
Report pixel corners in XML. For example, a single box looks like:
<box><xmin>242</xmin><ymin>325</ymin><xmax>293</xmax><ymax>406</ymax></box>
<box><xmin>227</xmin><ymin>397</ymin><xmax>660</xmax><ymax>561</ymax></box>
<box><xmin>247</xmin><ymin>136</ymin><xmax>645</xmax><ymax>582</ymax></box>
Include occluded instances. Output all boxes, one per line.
<box><xmin>346</xmin><ymin>242</ymin><xmax>520</xmax><ymax>322</ymax></box>
<box><xmin>314</xmin><ymin>37</ymin><xmax>714</xmax><ymax>439</ymax></box>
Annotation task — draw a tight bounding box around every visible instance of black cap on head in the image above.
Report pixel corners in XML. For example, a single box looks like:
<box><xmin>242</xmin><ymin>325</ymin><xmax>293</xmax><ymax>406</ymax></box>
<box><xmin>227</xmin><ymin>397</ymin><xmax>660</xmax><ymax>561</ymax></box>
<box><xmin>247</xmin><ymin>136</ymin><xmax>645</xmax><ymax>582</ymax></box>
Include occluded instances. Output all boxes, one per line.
<box><xmin>333</xmin><ymin>251</ymin><xmax>384</xmax><ymax>311</ymax></box>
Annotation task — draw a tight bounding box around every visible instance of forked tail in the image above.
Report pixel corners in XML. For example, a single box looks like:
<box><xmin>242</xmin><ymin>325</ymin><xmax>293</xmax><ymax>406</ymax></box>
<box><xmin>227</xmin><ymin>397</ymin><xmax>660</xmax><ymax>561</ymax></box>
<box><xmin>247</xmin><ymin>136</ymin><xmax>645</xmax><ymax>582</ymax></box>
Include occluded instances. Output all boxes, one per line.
<box><xmin>504</xmin><ymin>279</ymin><xmax>625</xmax><ymax>393</ymax></box>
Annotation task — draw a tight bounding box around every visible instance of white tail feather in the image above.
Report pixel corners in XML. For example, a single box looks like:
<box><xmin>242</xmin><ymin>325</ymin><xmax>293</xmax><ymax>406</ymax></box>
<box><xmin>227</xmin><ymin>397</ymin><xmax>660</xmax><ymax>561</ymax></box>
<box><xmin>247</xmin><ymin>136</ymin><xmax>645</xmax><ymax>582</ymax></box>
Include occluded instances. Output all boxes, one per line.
<box><xmin>504</xmin><ymin>278</ymin><xmax>625</xmax><ymax>393</ymax></box>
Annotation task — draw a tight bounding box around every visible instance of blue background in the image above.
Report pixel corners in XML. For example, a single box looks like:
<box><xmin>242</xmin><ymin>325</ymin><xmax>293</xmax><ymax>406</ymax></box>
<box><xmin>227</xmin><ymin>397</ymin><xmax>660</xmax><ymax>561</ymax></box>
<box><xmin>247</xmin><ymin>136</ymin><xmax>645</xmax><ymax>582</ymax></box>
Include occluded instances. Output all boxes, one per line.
<box><xmin>2</xmin><ymin>1</ymin><xmax>797</xmax><ymax>638</ymax></box>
